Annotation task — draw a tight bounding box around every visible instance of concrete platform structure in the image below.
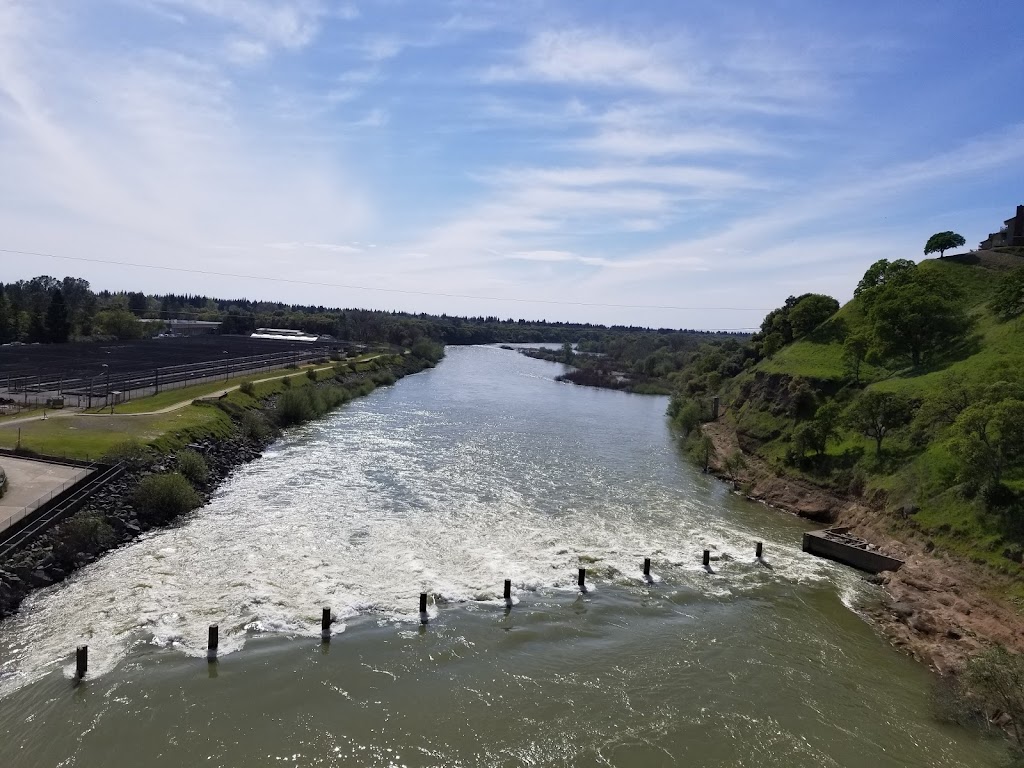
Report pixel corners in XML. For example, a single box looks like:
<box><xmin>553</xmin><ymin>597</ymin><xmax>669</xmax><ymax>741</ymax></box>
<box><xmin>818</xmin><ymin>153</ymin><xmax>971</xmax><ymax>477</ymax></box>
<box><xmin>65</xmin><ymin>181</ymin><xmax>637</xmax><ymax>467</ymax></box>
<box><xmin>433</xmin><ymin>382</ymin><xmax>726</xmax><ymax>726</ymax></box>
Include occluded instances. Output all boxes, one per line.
<box><xmin>802</xmin><ymin>527</ymin><xmax>904</xmax><ymax>574</ymax></box>
<box><xmin>0</xmin><ymin>456</ymin><xmax>92</xmax><ymax>534</ymax></box>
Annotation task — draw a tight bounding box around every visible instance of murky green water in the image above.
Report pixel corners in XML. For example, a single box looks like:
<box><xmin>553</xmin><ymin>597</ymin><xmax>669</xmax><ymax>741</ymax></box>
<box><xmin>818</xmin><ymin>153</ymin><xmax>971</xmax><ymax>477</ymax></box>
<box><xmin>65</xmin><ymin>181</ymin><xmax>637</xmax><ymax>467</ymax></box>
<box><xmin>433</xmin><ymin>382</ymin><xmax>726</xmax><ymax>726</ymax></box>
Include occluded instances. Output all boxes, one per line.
<box><xmin>0</xmin><ymin>346</ymin><xmax>1005</xmax><ymax>766</ymax></box>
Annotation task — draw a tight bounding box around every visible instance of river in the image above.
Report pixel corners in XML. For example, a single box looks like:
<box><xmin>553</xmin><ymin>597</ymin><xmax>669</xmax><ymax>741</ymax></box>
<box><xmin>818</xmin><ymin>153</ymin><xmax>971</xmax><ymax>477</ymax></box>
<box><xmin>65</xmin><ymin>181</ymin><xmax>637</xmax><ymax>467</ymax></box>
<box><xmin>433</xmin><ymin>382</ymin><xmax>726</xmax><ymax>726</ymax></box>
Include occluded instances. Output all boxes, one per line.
<box><xmin>0</xmin><ymin>345</ymin><xmax>1005</xmax><ymax>766</ymax></box>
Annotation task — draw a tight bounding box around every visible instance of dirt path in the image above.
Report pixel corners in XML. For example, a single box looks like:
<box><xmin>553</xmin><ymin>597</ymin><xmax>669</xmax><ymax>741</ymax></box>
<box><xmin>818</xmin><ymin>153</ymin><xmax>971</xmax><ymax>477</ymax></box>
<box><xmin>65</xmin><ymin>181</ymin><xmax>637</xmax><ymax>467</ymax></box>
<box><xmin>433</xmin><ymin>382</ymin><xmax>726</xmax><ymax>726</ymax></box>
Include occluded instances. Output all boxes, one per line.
<box><xmin>702</xmin><ymin>420</ymin><xmax>1024</xmax><ymax>674</ymax></box>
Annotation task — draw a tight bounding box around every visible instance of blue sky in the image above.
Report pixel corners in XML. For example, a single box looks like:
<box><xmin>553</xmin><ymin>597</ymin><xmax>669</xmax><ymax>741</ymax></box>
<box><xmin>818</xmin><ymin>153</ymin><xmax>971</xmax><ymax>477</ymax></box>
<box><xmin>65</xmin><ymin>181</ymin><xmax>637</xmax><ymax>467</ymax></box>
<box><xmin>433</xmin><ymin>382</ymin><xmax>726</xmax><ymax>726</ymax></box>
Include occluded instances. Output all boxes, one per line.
<box><xmin>0</xmin><ymin>0</ymin><xmax>1022</xmax><ymax>329</ymax></box>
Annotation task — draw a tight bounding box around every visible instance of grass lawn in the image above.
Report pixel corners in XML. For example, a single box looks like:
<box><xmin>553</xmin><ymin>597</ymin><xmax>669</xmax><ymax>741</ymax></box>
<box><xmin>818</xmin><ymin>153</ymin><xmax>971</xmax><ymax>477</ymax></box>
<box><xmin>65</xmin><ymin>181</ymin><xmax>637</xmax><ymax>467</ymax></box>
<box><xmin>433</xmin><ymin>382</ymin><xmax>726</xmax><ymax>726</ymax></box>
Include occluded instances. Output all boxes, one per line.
<box><xmin>0</xmin><ymin>350</ymin><xmax>397</xmax><ymax>461</ymax></box>
<box><xmin>89</xmin><ymin>362</ymin><xmax>336</xmax><ymax>415</ymax></box>
<box><xmin>0</xmin><ymin>404</ymin><xmax>234</xmax><ymax>460</ymax></box>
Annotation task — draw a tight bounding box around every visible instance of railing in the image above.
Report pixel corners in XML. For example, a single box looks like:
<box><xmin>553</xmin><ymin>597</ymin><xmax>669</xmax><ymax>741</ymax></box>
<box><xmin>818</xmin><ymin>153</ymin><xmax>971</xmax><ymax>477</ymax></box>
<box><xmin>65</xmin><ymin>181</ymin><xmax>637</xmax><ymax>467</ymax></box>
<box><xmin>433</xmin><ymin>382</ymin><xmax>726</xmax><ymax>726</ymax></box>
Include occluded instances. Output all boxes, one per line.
<box><xmin>0</xmin><ymin>466</ymin><xmax>95</xmax><ymax>535</ymax></box>
<box><xmin>0</xmin><ymin>462</ymin><xmax>124</xmax><ymax>559</ymax></box>
<box><xmin>3</xmin><ymin>346</ymin><xmax>338</xmax><ymax>407</ymax></box>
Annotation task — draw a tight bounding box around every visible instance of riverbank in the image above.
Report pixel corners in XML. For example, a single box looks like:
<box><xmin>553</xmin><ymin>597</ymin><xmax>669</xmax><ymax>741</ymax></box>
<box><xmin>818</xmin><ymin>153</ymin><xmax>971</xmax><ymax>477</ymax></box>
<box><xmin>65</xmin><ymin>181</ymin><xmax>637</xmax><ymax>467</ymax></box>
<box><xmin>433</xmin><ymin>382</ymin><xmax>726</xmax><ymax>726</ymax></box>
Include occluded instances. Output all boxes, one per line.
<box><xmin>0</xmin><ymin>348</ymin><xmax>443</xmax><ymax>619</ymax></box>
<box><xmin>515</xmin><ymin>347</ymin><xmax>672</xmax><ymax>394</ymax></box>
<box><xmin>701</xmin><ymin>419</ymin><xmax>1024</xmax><ymax>675</ymax></box>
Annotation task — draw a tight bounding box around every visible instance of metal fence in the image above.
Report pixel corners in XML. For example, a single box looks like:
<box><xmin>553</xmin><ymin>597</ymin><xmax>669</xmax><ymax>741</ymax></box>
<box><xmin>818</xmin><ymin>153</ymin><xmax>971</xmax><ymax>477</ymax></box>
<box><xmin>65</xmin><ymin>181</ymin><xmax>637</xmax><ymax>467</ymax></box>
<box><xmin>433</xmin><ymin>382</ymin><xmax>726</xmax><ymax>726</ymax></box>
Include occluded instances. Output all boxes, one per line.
<box><xmin>3</xmin><ymin>347</ymin><xmax>336</xmax><ymax>408</ymax></box>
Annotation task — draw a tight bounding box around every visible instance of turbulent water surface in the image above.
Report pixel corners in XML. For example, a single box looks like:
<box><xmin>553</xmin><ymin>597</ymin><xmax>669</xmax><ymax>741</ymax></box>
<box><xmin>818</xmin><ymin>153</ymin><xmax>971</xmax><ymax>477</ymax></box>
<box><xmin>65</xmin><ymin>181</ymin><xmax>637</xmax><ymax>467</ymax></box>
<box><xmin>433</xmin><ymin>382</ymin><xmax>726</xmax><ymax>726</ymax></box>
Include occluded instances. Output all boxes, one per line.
<box><xmin>0</xmin><ymin>345</ymin><xmax>1005</xmax><ymax>766</ymax></box>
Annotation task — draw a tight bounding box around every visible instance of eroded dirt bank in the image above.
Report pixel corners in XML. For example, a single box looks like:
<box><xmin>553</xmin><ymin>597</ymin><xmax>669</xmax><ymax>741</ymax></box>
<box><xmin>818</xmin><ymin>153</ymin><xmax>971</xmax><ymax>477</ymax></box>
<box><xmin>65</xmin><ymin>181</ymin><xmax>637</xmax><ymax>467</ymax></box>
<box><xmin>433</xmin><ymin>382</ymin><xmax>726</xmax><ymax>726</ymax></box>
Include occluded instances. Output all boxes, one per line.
<box><xmin>702</xmin><ymin>420</ymin><xmax>1024</xmax><ymax>675</ymax></box>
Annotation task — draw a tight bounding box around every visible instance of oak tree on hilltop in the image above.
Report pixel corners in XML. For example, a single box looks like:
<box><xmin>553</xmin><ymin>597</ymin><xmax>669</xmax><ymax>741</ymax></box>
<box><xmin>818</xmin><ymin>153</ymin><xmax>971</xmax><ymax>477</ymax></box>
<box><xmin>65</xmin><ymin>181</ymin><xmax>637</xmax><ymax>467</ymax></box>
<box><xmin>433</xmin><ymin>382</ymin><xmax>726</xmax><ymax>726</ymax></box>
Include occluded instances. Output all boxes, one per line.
<box><xmin>924</xmin><ymin>231</ymin><xmax>966</xmax><ymax>258</ymax></box>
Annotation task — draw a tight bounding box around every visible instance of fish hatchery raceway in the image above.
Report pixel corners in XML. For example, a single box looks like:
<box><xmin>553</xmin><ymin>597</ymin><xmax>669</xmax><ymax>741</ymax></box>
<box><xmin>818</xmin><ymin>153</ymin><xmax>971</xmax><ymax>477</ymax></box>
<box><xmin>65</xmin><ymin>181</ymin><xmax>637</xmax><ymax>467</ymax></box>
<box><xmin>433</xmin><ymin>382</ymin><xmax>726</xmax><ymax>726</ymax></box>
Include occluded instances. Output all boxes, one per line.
<box><xmin>0</xmin><ymin>345</ymin><xmax>442</xmax><ymax>621</ymax></box>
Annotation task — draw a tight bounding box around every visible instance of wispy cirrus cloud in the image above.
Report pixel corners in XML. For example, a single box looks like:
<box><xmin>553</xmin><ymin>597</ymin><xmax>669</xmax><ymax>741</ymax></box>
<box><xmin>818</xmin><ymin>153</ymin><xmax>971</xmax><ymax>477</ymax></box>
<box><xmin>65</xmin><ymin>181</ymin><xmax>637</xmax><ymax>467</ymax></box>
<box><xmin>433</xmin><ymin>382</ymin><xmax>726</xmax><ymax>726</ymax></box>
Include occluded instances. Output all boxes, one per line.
<box><xmin>136</xmin><ymin>0</ymin><xmax>329</xmax><ymax>50</ymax></box>
<box><xmin>1</xmin><ymin>0</ymin><xmax>1021</xmax><ymax>330</ymax></box>
<box><xmin>482</xmin><ymin>28</ymin><xmax>683</xmax><ymax>92</ymax></box>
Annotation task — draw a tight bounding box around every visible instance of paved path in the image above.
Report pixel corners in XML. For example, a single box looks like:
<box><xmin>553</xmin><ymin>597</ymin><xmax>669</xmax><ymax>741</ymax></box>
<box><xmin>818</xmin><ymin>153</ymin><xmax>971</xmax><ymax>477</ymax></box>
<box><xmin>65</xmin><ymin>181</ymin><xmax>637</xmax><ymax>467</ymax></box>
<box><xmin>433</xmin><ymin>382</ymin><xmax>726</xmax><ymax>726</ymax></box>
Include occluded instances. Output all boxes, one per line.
<box><xmin>0</xmin><ymin>356</ymin><xmax>384</xmax><ymax>427</ymax></box>
<box><xmin>0</xmin><ymin>456</ymin><xmax>91</xmax><ymax>531</ymax></box>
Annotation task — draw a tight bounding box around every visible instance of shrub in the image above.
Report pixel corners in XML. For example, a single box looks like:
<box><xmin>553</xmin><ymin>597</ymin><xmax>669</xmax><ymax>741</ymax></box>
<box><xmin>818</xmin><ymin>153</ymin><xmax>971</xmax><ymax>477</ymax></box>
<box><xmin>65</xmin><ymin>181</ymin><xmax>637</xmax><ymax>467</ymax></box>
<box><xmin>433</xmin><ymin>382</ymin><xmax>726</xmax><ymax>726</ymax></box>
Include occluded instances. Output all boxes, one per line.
<box><xmin>673</xmin><ymin>400</ymin><xmax>702</xmax><ymax>436</ymax></box>
<box><xmin>281</xmin><ymin>376</ymin><xmax>292</xmax><ymax>389</ymax></box>
<box><xmin>961</xmin><ymin>646</ymin><xmax>1024</xmax><ymax>752</ymax></box>
<box><xmin>371</xmin><ymin>370</ymin><xmax>397</xmax><ymax>386</ymax></box>
<box><xmin>306</xmin><ymin>368</ymin><xmax>318</xmax><ymax>381</ymax></box>
<box><xmin>277</xmin><ymin>388</ymin><xmax>316</xmax><ymax>426</ymax></box>
<box><xmin>411</xmin><ymin>339</ymin><xmax>445</xmax><ymax>363</ymax></box>
<box><xmin>176</xmin><ymin>449</ymin><xmax>210</xmax><ymax>486</ymax></box>
<box><xmin>239</xmin><ymin>380</ymin><xmax>256</xmax><ymax>396</ymax></box>
<box><xmin>240</xmin><ymin>410</ymin><xmax>273</xmax><ymax>443</ymax></box>
<box><xmin>102</xmin><ymin>438</ymin><xmax>150</xmax><ymax>466</ymax></box>
<box><xmin>52</xmin><ymin>512</ymin><xmax>116</xmax><ymax>567</ymax></box>
<box><xmin>133</xmin><ymin>473</ymin><xmax>201</xmax><ymax>524</ymax></box>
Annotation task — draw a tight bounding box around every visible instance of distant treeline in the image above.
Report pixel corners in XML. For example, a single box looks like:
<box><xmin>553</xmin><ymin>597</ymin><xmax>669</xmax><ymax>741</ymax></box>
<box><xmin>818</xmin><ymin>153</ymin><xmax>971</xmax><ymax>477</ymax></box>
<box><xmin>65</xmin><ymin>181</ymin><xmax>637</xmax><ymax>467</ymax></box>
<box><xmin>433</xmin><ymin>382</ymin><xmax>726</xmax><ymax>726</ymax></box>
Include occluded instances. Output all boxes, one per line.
<box><xmin>0</xmin><ymin>275</ymin><xmax>749</xmax><ymax>348</ymax></box>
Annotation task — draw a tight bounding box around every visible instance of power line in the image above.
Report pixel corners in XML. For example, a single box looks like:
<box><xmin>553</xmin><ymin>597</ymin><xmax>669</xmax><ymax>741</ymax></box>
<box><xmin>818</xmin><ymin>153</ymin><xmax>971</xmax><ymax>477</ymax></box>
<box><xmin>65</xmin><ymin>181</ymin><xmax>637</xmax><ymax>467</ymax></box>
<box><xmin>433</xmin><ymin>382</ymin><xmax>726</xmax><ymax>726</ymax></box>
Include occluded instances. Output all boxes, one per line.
<box><xmin>0</xmin><ymin>248</ymin><xmax>774</xmax><ymax>313</ymax></box>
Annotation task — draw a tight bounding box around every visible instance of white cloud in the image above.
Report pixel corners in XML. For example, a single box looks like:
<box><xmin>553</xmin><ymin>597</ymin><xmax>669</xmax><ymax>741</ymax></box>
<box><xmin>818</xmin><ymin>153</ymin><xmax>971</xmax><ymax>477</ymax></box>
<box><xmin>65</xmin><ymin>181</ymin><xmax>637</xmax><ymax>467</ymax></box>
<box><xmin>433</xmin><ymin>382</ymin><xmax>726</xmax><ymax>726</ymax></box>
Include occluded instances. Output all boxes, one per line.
<box><xmin>575</xmin><ymin>128</ymin><xmax>776</xmax><ymax>159</ymax></box>
<box><xmin>362</xmin><ymin>36</ymin><xmax>404</xmax><ymax>62</ymax></box>
<box><xmin>490</xmin><ymin>164</ymin><xmax>765</xmax><ymax>192</ymax></box>
<box><xmin>483</xmin><ymin>28</ymin><xmax>682</xmax><ymax>92</ymax></box>
<box><xmin>137</xmin><ymin>0</ymin><xmax>328</xmax><ymax>50</ymax></box>
<box><xmin>224</xmin><ymin>36</ymin><xmax>269</xmax><ymax>65</ymax></box>
<box><xmin>266</xmin><ymin>242</ymin><xmax>364</xmax><ymax>253</ymax></box>
<box><xmin>352</xmin><ymin>108</ymin><xmax>388</xmax><ymax>127</ymax></box>
<box><xmin>0</xmin><ymin>2</ymin><xmax>371</xmax><ymax>282</ymax></box>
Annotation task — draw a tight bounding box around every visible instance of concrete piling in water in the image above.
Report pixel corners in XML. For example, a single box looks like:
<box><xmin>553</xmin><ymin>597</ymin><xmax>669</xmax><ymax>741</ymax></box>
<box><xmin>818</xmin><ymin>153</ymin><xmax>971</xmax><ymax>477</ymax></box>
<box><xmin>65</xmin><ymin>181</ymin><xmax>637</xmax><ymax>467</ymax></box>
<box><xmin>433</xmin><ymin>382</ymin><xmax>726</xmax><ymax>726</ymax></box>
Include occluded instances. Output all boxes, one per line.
<box><xmin>578</xmin><ymin>567</ymin><xmax>586</xmax><ymax>592</ymax></box>
<box><xmin>703</xmin><ymin>550</ymin><xmax>711</xmax><ymax>568</ymax></box>
<box><xmin>503</xmin><ymin>579</ymin><xmax>512</xmax><ymax>604</ymax></box>
<box><xmin>643</xmin><ymin>558</ymin><xmax>652</xmax><ymax>582</ymax></box>
<box><xmin>207</xmin><ymin>625</ymin><xmax>218</xmax><ymax>662</ymax></box>
<box><xmin>755</xmin><ymin>542</ymin><xmax>763</xmax><ymax>559</ymax></box>
<box><xmin>75</xmin><ymin>645</ymin><xmax>87</xmax><ymax>681</ymax></box>
<box><xmin>321</xmin><ymin>607</ymin><xmax>331</xmax><ymax>641</ymax></box>
<box><xmin>419</xmin><ymin>593</ymin><xmax>429</xmax><ymax>625</ymax></box>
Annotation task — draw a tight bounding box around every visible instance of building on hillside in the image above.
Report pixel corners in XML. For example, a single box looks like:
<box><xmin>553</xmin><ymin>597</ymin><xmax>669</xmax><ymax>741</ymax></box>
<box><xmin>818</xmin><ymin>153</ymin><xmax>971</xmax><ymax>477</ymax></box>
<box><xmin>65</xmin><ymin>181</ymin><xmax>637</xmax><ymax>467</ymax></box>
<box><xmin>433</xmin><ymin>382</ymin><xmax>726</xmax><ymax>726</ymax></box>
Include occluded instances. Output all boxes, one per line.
<box><xmin>250</xmin><ymin>328</ymin><xmax>321</xmax><ymax>343</ymax></box>
<box><xmin>979</xmin><ymin>204</ymin><xmax>1024</xmax><ymax>249</ymax></box>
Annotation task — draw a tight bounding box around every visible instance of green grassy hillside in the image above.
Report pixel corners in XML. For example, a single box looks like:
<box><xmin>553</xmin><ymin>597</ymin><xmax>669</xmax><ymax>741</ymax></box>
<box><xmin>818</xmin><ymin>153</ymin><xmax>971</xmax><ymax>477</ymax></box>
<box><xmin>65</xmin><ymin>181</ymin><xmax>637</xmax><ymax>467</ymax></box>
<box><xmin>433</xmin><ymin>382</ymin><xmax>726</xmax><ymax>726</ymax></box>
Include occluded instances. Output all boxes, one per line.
<box><xmin>718</xmin><ymin>251</ymin><xmax>1024</xmax><ymax>584</ymax></box>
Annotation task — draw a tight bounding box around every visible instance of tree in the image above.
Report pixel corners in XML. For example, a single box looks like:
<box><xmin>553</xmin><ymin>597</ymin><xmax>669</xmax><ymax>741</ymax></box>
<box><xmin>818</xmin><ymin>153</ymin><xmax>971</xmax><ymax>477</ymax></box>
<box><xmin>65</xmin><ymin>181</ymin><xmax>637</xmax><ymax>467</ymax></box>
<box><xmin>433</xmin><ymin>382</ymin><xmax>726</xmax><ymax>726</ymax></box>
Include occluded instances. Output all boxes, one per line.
<box><xmin>962</xmin><ymin>646</ymin><xmax>1024</xmax><ymax>751</ymax></box>
<box><xmin>949</xmin><ymin>398</ymin><xmax>1024</xmax><ymax>489</ymax></box>
<box><xmin>869</xmin><ymin>269</ymin><xmax>970</xmax><ymax>367</ymax></box>
<box><xmin>95</xmin><ymin>308</ymin><xmax>143</xmax><ymax>340</ymax></box>
<box><xmin>842</xmin><ymin>332</ymin><xmax>871</xmax><ymax>384</ymax></box>
<box><xmin>844</xmin><ymin>391</ymin><xmax>914</xmax><ymax>457</ymax></box>
<box><xmin>689</xmin><ymin>433</ymin><xmax>714</xmax><ymax>471</ymax></box>
<box><xmin>924</xmin><ymin>231</ymin><xmax>966</xmax><ymax>258</ymax></box>
<box><xmin>760</xmin><ymin>331</ymin><xmax>784</xmax><ymax>358</ymax></box>
<box><xmin>673</xmin><ymin>400</ymin><xmax>702</xmax><ymax>436</ymax></box>
<box><xmin>788</xmin><ymin>294</ymin><xmax>840</xmax><ymax>338</ymax></box>
<box><xmin>990</xmin><ymin>266</ymin><xmax>1024</xmax><ymax>321</ymax></box>
<box><xmin>561</xmin><ymin>341</ymin><xmax>574</xmax><ymax>364</ymax></box>
<box><xmin>814</xmin><ymin>401</ymin><xmax>843</xmax><ymax>450</ymax></box>
<box><xmin>45</xmin><ymin>288</ymin><xmax>71</xmax><ymax>343</ymax></box>
<box><xmin>854</xmin><ymin>258</ymin><xmax>916</xmax><ymax>303</ymax></box>
<box><xmin>792</xmin><ymin>401</ymin><xmax>842</xmax><ymax>457</ymax></box>
<box><xmin>0</xmin><ymin>290</ymin><xmax>13</xmax><ymax>344</ymax></box>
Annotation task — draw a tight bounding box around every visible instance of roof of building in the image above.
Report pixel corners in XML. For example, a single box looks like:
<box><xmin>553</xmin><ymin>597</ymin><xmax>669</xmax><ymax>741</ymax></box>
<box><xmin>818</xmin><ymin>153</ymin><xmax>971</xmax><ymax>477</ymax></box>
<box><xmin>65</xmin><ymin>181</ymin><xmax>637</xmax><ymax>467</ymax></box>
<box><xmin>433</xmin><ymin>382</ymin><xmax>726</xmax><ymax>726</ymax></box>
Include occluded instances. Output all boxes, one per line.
<box><xmin>250</xmin><ymin>328</ymin><xmax>320</xmax><ymax>342</ymax></box>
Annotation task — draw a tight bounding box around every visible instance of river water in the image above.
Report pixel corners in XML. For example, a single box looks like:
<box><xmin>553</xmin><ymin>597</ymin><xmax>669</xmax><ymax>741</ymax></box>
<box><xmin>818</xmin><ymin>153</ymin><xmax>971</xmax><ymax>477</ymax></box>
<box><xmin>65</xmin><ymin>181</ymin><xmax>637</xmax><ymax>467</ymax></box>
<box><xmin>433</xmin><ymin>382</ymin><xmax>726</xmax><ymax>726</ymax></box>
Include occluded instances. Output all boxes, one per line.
<box><xmin>0</xmin><ymin>346</ymin><xmax>1004</xmax><ymax>766</ymax></box>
